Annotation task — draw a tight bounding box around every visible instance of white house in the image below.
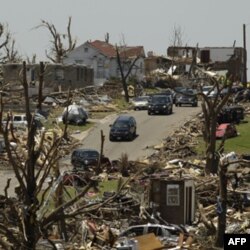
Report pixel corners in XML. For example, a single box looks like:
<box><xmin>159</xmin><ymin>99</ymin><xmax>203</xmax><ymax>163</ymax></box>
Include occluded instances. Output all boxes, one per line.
<box><xmin>63</xmin><ymin>40</ymin><xmax>145</xmax><ymax>85</ymax></box>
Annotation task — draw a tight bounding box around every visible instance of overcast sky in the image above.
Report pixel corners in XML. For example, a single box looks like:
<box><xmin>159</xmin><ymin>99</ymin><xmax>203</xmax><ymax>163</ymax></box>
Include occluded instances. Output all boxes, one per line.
<box><xmin>1</xmin><ymin>0</ymin><xmax>250</xmax><ymax>66</ymax></box>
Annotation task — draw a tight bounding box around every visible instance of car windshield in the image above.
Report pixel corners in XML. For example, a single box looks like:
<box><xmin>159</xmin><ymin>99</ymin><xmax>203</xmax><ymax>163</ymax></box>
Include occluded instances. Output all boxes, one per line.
<box><xmin>73</xmin><ymin>150</ymin><xmax>99</xmax><ymax>158</ymax></box>
<box><xmin>113</xmin><ymin>121</ymin><xmax>129</xmax><ymax>128</ymax></box>
<box><xmin>134</xmin><ymin>96</ymin><xmax>149</xmax><ymax>102</ymax></box>
<box><xmin>151</xmin><ymin>96</ymin><xmax>168</xmax><ymax>103</ymax></box>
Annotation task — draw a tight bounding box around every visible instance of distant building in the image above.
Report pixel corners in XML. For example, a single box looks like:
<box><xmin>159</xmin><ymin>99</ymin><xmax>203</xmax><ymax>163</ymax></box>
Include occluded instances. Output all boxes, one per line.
<box><xmin>63</xmin><ymin>40</ymin><xmax>145</xmax><ymax>85</ymax></box>
<box><xmin>2</xmin><ymin>63</ymin><xmax>94</xmax><ymax>96</ymax></box>
<box><xmin>167</xmin><ymin>46</ymin><xmax>245</xmax><ymax>81</ymax></box>
<box><xmin>144</xmin><ymin>53</ymin><xmax>171</xmax><ymax>75</ymax></box>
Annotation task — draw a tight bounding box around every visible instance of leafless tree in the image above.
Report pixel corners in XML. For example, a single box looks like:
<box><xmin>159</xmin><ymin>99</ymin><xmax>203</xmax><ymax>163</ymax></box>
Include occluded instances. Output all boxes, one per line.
<box><xmin>168</xmin><ymin>24</ymin><xmax>187</xmax><ymax>76</ymax></box>
<box><xmin>0</xmin><ymin>61</ymin><xmax>113</xmax><ymax>249</ymax></box>
<box><xmin>197</xmin><ymin>75</ymin><xmax>233</xmax><ymax>174</ymax></box>
<box><xmin>196</xmin><ymin>72</ymin><xmax>238</xmax><ymax>248</ymax></box>
<box><xmin>0</xmin><ymin>23</ymin><xmax>21</xmax><ymax>63</ymax></box>
<box><xmin>26</xmin><ymin>54</ymin><xmax>37</xmax><ymax>64</ymax></box>
<box><xmin>104</xmin><ymin>32</ymin><xmax>110</xmax><ymax>43</ymax></box>
<box><xmin>36</xmin><ymin>17</ymin><xmax>77</xmax><ymax>63</ymax></box>
<box><xmin>116</xmin><ymin>44</ymin><xmax>140</xmax><ymax>102</ymax></box>
<box><xmin>169</xmin><ymin>24</ymin><xmax>185</xmax><ymax>47</ymax></box>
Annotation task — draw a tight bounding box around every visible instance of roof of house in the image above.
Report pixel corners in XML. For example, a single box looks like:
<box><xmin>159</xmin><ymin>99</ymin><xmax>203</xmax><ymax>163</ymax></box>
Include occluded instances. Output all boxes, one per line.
<box><xmin>89</xmin><ymin>40</ymin><xmax>116</xmax><ymax>57</ymax></box>
<box><xmin>88</xmin><ymin>40</ymin><xmax>145</xmax><ymax>58</ymax></box>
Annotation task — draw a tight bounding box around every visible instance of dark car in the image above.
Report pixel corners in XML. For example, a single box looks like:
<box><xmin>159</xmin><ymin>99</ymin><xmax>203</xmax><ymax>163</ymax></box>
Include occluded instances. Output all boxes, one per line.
<box><xmin>217</xmin><ymin>105</ymin><xmax>244</xmax><ymax>124</ymax></box>
<box><xmin>109</xmin><ymin>115</ymin><xmax>137</xmax><ymax>141</ymax></box>
<box><xmin>71</xmin><ymin>149</ymin><xmax>100</xmax><ymax>170</ymax></box>
<box><xmin>175</xmin><ymin>90</ymin><xmax>198</xmax><ymax>107</ymax></box>
<box><xmin>148</xmin><ymin>95</ymin><xmax>173</xmax><ymax>115</ymax></box>
<box><xmin>172</xmin><ymin>87</ymin><xmax>188</xmax><ymax>104</ymax></box>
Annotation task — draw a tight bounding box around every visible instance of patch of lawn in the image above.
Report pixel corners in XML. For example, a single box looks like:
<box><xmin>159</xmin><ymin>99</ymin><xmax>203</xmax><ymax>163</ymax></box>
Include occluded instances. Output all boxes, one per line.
<box><xmin>97</xmin><ymin>179</ymin><xmax>119</xmax><ymax>196</ymax></box>
<box><xmin>113</xmin><ymin>98</ymin><xmax>131</xmax><ymax>110</ymax></box>
<box><xmin>196</xmin><ymin>116</ymin><xmax>250</xmax><ymax>155</ymax></box>
<box><xmin>223</xmin><ymin>119</ymin><xmax>250</xmax><ymax>154</ymax></box>
<box><xmin>43</xmin><ymin>119</ymin><xmax>95</xmax><ymax>134</ymax></box>
<box><xmin>90</xmin><ymin>111</ymin><xmax>115</xmax><ymax>119</ymax></box>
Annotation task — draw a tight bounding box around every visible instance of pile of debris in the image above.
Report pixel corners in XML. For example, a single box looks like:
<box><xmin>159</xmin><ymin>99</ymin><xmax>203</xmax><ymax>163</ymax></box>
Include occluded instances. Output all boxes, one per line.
<box><xmin>148</xmin><ymin>116</ymin><xmax>203</xmax><ymax>163</ymax></box>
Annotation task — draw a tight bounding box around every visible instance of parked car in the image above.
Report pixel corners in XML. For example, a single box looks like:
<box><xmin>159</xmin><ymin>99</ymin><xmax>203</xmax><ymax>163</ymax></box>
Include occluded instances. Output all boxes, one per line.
<box><xmin>216</xmin><ymin>123</ymin><xmax>237</xmax><ymax>139</ymax></box>
<box><xmin>152</xmin><ymin>89</ymin><xmax>174</xmax><ymax>103</ymax></box>
<box><xmin>202</xmin><ymin>85</ymin><xmax>217</xmax><ymax>98</ymax></box>
<box><xmin>71</xmin><ymin>148</ymin><xmax>100</xmax><ymax>170</ymax></box>
<box><xmin>175</xmin><ymin>90</ymin><xmax>198</xmax><ymax>107</ymax></box>
<box><xmin>220</xmin><ymin>86</ymin><xmax>245</xmax><ymax>98</ymax></box>
<box><xmin>131</xmin><ymin>96</ymin><xmax>150</xmax><ymax>110</ymax></box>
<box><xmin>148</xmin><ymin>95</ymin><xmax>173</xmax><ymax>115</ymax></box>
<box><xmin>172</xmin><ymin>87</ymin><xmax>188</xmax><ymax>104</ymax></box>
<box><xmin>217</xmin><ymin>105</ymin><xmax>244</xmax><ymax>124</ymax></box>
<box><xmin>62</xmin><ymin>104</ymin><xmax>88</xmax><ymax>125</ymax></box>
<box><xmin>109</xmin><ymin>115</ymin><xmax>137</xmax><ymax>141</ymax></box>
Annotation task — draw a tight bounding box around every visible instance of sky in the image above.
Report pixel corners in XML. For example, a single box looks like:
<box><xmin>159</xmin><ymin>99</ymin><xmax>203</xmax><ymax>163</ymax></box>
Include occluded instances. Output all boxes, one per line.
<box><xmin>1</xmin><ymin>0</ymin><xmax>250</xmax><ymax>74</ymax></box>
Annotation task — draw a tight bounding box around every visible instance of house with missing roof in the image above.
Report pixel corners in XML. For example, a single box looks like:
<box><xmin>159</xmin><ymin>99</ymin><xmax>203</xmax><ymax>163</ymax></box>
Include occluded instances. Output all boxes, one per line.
<box><xmin>167</xmin><ymin>46</ymin><xmax>245</xmax><ymax>82</ymax></box>
<box><xmin>63</xmin><ymin>40</ymin><xmax>145</xmax><ymax>85</ymax></box>
<box><xmin>2</xmin><ymin>63</ymin><xmax>94</xmax><ymax>96</ymax></box>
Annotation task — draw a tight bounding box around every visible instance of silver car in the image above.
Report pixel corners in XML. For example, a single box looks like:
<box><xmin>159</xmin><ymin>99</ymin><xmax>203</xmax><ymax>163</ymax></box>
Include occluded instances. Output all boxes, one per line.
<box><xmin>131</xmin><ymin>96</ymin><xmax>150</xmax><ymax>110</ymax></box>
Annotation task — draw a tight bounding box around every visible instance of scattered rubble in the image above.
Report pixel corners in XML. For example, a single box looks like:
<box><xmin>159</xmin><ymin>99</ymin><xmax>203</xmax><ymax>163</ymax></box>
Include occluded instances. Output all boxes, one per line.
<box><xmin>1</xmin><ymin>81</ymin><xmax>250</xmax><ymax>249</ymax></box>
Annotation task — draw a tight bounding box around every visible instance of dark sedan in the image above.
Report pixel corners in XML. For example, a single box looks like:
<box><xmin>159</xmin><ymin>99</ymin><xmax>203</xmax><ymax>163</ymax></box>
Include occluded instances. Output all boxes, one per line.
<box><xmin>71</xmin><ymin>148</ymin><xmax>100</xmax><ymax>170</ymax></box>
<box><xmin>109</xmin><ymin>115</ymin><xmax>137</xmax><ymax>141</ymax></box>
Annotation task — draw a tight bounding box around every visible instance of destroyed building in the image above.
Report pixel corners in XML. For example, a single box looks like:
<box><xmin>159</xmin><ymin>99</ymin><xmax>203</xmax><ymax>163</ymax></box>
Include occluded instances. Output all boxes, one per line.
<box><xmin>2</xmin><ymin>63</ymin><xmax>94</xmax><ymax>96</ymax></box>
<box><xmin>167</xmin><ymin>46</ymin><xmax>245</xmax><ymax>82</ymax></box>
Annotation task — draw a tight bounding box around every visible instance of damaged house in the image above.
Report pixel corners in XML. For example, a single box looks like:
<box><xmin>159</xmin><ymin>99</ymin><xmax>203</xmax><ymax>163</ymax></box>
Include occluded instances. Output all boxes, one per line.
<box><xmin>167</xmin><ymin>46</ymin><xmax>245</xmax><ymax>82</ymax></box>
<box><xmin>2</xmin><ymin>63</ymin><xmax>94</xmax><ymax>96</ymax></box>
<box><xmin>63</xmin><ymin>40</ymin><xmax>145</xmax><ymax>85</ymax></box>
<box><xmin>144</xmin><ymin>51</ymin><xmax>172</xmax><ymax>76</ymax></box>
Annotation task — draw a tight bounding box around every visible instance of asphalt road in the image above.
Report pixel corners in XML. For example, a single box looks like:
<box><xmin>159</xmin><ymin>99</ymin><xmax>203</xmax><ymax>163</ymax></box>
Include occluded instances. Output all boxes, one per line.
<box><xmin>0</xmin><ymin>104</ymin><xmax>201</xmax><ymax>196</ymax></box>
<box><xmin>77</xmin><ymin>105</ymin><xmax>201</xmax><ymax>161</ymax></box>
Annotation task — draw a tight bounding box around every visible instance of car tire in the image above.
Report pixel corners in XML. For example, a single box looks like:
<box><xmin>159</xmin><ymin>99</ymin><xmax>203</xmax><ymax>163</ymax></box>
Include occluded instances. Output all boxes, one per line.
<box><xmin>148</xmin><ymin>111</ymin><xmax>151</xmax><ymax>115</ymax></box>
<box><xmin>128</xmin><ymin>133</ymin><xmax>133</xmax><ymax>141</ymax></box>
<box><xmin>133</xmin><ymin>129</ymin><xmax>137</xmax><ymax>138</ymax></box>
<box><xmin>109</xmin><ymin>135</ymin><xmax>114</xmax><ymax>141</ymax></box>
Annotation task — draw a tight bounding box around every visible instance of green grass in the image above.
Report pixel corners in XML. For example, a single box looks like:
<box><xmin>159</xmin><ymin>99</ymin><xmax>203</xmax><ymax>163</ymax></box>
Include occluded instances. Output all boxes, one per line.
<box><xmin>223</xmin><ymin>119</ymin><xmax>250</xmax><ymax>153</ymax></box>
<box><xmin>196</xmin><ymin>116</ymin><xmax>250</xmax><ymax>155</ymax></box>
<box><xmin>43</xmin><ymin>120</ymin><xmax>95</xmax><ymax>134</ymax></box>
<box><xmin>113</xmin><ymin>98</ymin><xmax>131</xmax><ymax>110</ymax></box>
<box><xmin>90</xmin><ymin>111</ymin><xmax>115</xmax><ymax>119</ymax></box>
<box><xmin>97</xmin><ymin>179</ymin><xmax>119</xmax><ymax>196</ymax></box>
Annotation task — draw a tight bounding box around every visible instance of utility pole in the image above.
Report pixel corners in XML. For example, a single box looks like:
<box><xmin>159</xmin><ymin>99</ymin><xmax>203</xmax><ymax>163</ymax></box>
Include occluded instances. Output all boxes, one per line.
<box><xmin>243</xmin><ymin>24</ymin><xmax>247</xmax><ymax>85</ymax></box>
